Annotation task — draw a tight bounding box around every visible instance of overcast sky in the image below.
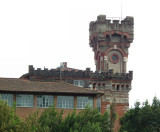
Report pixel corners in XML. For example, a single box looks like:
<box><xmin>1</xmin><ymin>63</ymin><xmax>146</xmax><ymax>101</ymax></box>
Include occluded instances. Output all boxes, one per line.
<box><xmin>0</xmin><ymin>0</ymin><xmax>160</xmax><ymax>107</ymax></box>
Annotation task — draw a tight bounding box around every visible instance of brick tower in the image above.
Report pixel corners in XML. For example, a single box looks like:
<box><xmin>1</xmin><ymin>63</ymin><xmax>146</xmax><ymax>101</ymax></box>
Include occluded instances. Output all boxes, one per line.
<box><xmin>89</xmin><ymin>15</ymin><xmax>133</xmax><ymax>73</ymax></box>
<box><xmin>89</xmin><ymin>15</ymin><xmax>134</xmax><ymax>131</ymax></box>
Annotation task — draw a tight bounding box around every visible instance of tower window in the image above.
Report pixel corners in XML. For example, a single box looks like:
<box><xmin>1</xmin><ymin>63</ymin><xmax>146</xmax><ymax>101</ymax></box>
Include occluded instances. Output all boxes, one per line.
<box><xmin>116</xmin><ymin>85</ymin><xmax>120</xmax><ymax>90</ymax></box>
<box><xmin>121</xmin><ymin>85</ymin><xmax>124</xmax><ymax>90</ymax></box>
<box><xmin>112</xmin><ymin>55</ymin><xmax>118</xmax><ymax>61</ymax></box>
<box><xmin>126</xmin><ymin>85</ymin><xmax>129</xmax><ymax>89</ymax></box>
<box><xmin>111</xmin><ymin>34</ymin><xmax>121</xmax><ymax>42</ymax></box>
<box><xmin>106</xmin><ymin>35</ymin><xmax>110</xmax><ymax>42</ymax></box>
<box><xmin>123</xmin><ymin>36</ymin><xmax>127</xmax><ymax>43</ymax></box>
<box><xmin>110</xmin><ymin>53</ymin><xmax>119</xmax><ymax>64</ymax></box>
<box><xmin>98</xmin><ymin>83</ymin><xmax>101</xmax><ymax>89</ymax></box>
<box><xmin>102</xmin><ymin>83</ymin><xmax>105</xmax><ymax>89</ymax></box>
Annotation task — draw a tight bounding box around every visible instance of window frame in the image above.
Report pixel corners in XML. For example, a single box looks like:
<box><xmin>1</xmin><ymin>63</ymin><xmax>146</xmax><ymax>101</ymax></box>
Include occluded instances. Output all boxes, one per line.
<box><xmin>16</xmin><ymin>94</ymin><xmax>34</xmax><ymax>107</ymax></box>
<box><xmin>77</xmin><ymin>96</ymin><xmax>93</xmax><ymax>109</ymax></box>
<box><xmin>97</xmin><ymin>98</ymin><xmax>101</xmax><ymax>113</ymax></box>
<box><xmin>74</xmin><ymin>80</ymin><xmax>84</xmax><ymax>87</ymax></box>
<box><xmin>37</xmin><ymin>95</ymin><xmax>54</xmax><ymax>108</ymax></box>
<box><xmin>0</xmin><ymin>93</ymin><xmax>13</xmax><ymax>106</ymax></box>
<box><xmin>57</xmin><ymin>96</ymin><xmax>74</xmax><ymax>109</ymax></box>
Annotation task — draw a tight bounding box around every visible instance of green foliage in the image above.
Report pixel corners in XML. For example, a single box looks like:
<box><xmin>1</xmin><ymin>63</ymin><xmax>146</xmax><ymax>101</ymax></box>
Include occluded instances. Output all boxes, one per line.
<box><xmin>80</xmin><ymin>122</ymin><xmax>102</xmax><ymax>132</ymax></box>
<box><xmin>38</xmin><ymin>106</ymin><xmax>63</xmax><ymax>132</ymax></box>
<box><xmin>37</xmin><ymin>106</ymin><xmax>111</xmax><ymax>132</ymax></box>
<box><xmin>60</xmin><ymin>108</ymin><xmax>77</xmax><ymax>132</ymax></box>
<box><xmin>119</xmin><ymin>97</ymin><xmax>160</xmax><ymax>132</ymax></box>
<box><xmin>0</xmin><ymin>100</ymin><xmax>21</xmax><ymax>132</ymax></box>
<box><xmin>67</xmin><ymin>106</ymin><xmax>110</xmax><ymax>132</ymax></box>
<box><xmin>110</xmin><ymin>103</ymin><xmax>117</xmax><ymax>132</ymax></box>
<box><xmin>0</xmin><ymin>101</ymin><xmax>114</xmax><ymax>132</ymax></box>
<box><xmin>20</xmin><ymin>111</ymin><xmax>40</xmax><ymax>132</ymax></box>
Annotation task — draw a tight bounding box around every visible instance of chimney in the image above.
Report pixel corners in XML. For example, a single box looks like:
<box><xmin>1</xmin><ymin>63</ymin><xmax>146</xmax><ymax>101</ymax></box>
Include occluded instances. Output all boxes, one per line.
<box><xmin>60</xmin><ymin>62</ymin><xmax>67</xmax><ymax>68</ymax></box>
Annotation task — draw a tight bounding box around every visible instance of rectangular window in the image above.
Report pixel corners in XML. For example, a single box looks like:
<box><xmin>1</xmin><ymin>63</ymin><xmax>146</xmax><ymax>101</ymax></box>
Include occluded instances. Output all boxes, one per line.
<box><xmin>80</xmin><ymin>80</ymin><xmax>84</xmax><ymax>86</ymax></box>
<box><xmin>74</xmin><ymin>80</ymin><xmax>84</xmax><ymax>87</ymax></box>
<box><xmin>57</xmin><ymin>96</ymin><xmax>74</xmax><ymax>109</ymax></box>
<box><xmin>74</xmin><ymin>80</ymin><xmax>78</xmax><ymax>86</ymax></box>
<box><xmin>0</xmin><ymin>94</ymin><xmax>13</xmax><ymax>106</ymax></box>
<box><xmin>37</xmin><ymin>95</ymin><xmax>54</xmax><ymax>108</ymax></box>
<box><xmin>97</xmin><ymin>98</ymin><xmax>101</xmax><ymax>113</ymax></box>
<box><xmin>16</xmin><ymin>94</ymin><xmax>33</xmax><ymax>107</ymax></box>
<box><xmin>77</xmin><ymin>96</ymin><xmax>93</xmax><ymax>109</ymax></box>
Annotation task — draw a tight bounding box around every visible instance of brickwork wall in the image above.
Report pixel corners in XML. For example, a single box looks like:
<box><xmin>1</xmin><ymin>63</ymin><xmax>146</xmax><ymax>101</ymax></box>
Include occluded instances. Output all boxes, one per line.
<box><xmin>101</xmin><ymin>99</ymin><xmax>129</xmax><ymax>132</ymax></box>
<box><xmin>16</xmin><ymin>107</ymin><xmax>82</xmax><ymax>119</ymax></box>
<box><xmin>101</xmin><ymin>101</ymin><xmax>110</xmax><ymax>114</ymax></box>
<box><xmin>114</xmin><ymin>104</ymin><xmax>128</xmax><ymax>132</ymax></box>
<box><xmin>16</xmin><ymin>107</ymin><xmax>45</xmax><ymax>118</ymax></box>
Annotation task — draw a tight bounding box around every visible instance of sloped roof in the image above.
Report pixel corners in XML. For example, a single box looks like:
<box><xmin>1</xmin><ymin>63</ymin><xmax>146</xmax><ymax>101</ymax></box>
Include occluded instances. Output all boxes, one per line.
<box><xmin>0</xmin><ymin>78</ymin><xmax>103</xmax><ymax>96</ymax></box>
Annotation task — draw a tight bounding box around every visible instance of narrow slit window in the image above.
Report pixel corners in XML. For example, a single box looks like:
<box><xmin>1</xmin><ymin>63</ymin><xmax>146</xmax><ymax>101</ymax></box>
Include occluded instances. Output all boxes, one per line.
<box><xmin>117</xmin><ymin>85</ymin><xmax>120</xmax><ymax>90</ymax></box>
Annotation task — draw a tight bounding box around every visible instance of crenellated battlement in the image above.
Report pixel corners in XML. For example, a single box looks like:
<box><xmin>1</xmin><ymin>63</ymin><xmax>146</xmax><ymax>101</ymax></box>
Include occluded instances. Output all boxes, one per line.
<box><xmin>26</xmin><ymin>65</ymin><xmax>133</xmax><ymax>81</ymax></box>
<box><xmin>89</xmin><ymin>15</ymin><xmax>134</xmax><ymax>45</ymax></box>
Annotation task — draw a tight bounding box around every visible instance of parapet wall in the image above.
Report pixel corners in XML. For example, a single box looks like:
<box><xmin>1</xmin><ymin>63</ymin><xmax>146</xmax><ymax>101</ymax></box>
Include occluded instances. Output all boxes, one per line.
<box><xmin>89</xmin><ymin>15</ymin><xmax>134</xmax><ymax>44</ymax></box>
<box><xmin>27</xmin><ymin>65</ymin><xmax>133</xmax><ymax>81</ymax></box>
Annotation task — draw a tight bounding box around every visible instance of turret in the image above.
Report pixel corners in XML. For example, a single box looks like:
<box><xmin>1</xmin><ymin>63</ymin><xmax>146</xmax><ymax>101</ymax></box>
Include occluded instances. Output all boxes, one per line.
<box><xmin>89</xmin><ymin>15</ymin><xmax>134</xmax><ymax>73</ymax></box>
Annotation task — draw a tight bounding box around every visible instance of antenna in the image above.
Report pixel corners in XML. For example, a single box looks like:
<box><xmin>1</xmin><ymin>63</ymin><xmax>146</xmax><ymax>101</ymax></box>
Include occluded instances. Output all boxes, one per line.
<box><xmin>121</xmin><ymin>0</ymin><xmax>123</xmax><ymax>19</ymax></box>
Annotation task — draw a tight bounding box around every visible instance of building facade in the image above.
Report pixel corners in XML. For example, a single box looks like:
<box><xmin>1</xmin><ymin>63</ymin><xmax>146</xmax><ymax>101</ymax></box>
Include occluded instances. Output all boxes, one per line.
<box><xmin>0</xmin><ymin>78</ymin><xmax>103</xmax><ymax>118</ymax></box>
<box><xmin>0</xmin><ymin>15</ymin><xmax>134</xmax><ymax>131</ymax></box>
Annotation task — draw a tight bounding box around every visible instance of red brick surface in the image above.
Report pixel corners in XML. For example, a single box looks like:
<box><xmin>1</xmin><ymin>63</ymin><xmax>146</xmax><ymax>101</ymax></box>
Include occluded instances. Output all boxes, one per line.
<box><xmin>101</xmin><ymin>101</ymin><xmax>128</xmax><ymax>132</ymax></box>
<box><xmin>16</xmin><ymin>107</ymin><xmax>81</xmax><ymax>119</ymax></box>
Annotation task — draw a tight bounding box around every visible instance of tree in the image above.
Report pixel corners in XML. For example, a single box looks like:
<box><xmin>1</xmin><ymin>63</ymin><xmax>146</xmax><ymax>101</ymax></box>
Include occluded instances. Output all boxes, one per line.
<box><xmin>0</xmin><ymin>100</ymin><xmax>114</xmax><ymax>132</ymax></box>
<box><xmin>119</xmin><ymin>97</ymin><xmax>160</xmax><ymax>132</ymax></box>
<box><xmin>80</xmin><ymin>122</ymin><xmax>102</xmax><ymax>132</ymax></box>
<box><xmin>38</xmin><ymin>106</ymin><xmax>111</xmax><ymax>132</ymax></box>
<box><xmin>0</xmin><ymin>100</ymin><xmax>21</xmax><ymax>132</ymax></box>
<box><xmin>20</xmin><ymin>111</ymin><xmax>40</xmax><ymax>132</ymax></box>
<box><xmin>38</xmin><ymin>106</ymin><xmax>63</xmax><ymax>132</ymax></box>
<box><xmin>73</xmin><ymin>106</ymin><xmax>110</xmax><ymax>132</ymax></box>
<box><xmin>110</xmin><ymin>102</ymin><xmax>117</xmax><ymax>132</ymax></box>
<box><xmin>0</xmin><ymin>100</ymin><xmax>40</xmax><ymax>132</ymax></box>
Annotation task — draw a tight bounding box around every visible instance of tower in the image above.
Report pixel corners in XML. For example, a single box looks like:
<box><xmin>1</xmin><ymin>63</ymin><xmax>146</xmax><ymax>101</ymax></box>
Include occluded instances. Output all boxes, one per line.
<box><xmin>89</xmin><ymin>15</ymin><xmax>134</xmax><ymax>73</ymax></box>
<box><xmin>89</xmin><ymin>15</ymin><xmax>134</xmax><ymax>131</ymax></box>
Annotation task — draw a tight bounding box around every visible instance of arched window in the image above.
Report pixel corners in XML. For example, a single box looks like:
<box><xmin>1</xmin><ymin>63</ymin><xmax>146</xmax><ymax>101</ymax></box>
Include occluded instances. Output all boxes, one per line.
<box><xmin>123</xmin><ymin>36</ymin><xmax>127</xmax><ymax>43</ymax></box>
<box><xmin>121</xmin><ymin>85</ymin><xmax>124</xmax><ymax>90</ymax></box>
<box><xmin>116</xmin><ymin>85</ymin><xmax>120</xmax><ymax>90</ymax></box>
<box><xmin>98</xmin><ymin>83</ymin><xmax>101</xmax><ymax>89</ymax></box>
<box><xmin>102</xmin><ymin>83</ymin><xmax>105</xmax><ymax>89</ymax></box>
<box><xmin>106</xmin><ymin>35</ymin><xmax>110</xmax><ymax>42</ymax></box>
<box><xmin>111</xmin><ymin>34</ymin><xmax>121</xmax><ymax>42</ymax></box>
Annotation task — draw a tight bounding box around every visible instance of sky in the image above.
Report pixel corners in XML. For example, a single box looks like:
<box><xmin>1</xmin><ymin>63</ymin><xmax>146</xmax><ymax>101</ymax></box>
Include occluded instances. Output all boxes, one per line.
<box><xmin>0</xmin><ymin>0</ymin><xmax>160</xmax><ymax>107</ymax></box>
